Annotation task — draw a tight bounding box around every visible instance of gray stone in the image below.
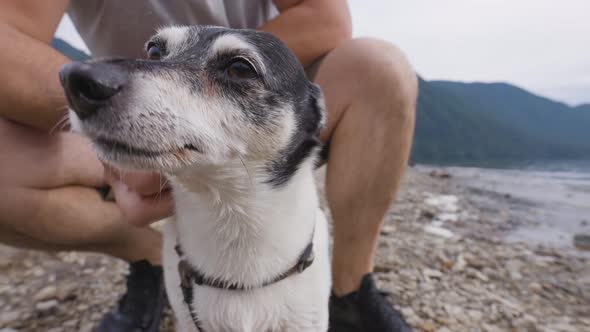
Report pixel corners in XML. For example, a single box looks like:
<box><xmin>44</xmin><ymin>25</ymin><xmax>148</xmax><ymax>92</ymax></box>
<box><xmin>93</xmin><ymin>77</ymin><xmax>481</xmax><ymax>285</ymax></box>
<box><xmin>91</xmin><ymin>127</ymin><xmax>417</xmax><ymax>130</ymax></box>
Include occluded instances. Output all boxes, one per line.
<box><xmin>380</xmin><ymin>225</ymin><xmax>396</xmax><ymax>235</ymax></box>
<box><xmin>423</xmin><ymin>268</ymin><xmax>444</xmax><ymax>279</ymax></box>
<box><xmin>78</xmin><ymin>323</ymin><xmax>95</xmax><ymax>332</ymax></box>
<box><xmin>512</xmin><ymin>315</ymin><xmax>539</xmax><ymax>332</ymax></box>
<box><xmin>33</xmin><ymin>285</ymin><xmax>57</xmax><ymax>302</ymax></box>
<box><xmin>0</xmin><ymin>311</ymin><xmax>20</xmax><ymax>325</ymax></box>
<box><xmin>467</xmin><ymin>309</ymin><xmax>483</xmax><ymax>322</ymax></box>
<box><xmin>435</xmin><ymin>327</ymin><xmax>452</xmax><ymax>332</ymax></box>
<box><xmin>452</xmin><ymin>254</ymin><xmax>467</xmax><ymax>272</ymax></box>
<box><xmin>63</xmin><ymin>319</ymin><xmax>77</xmax><ymax>328</ymax></box>
<box><xmin>35</xmin><ymin>299</ymin><xmax>58</xmax><ymax>313</ymax></box>
<box><xmin>573</xmin><ymin>234</ymin><xmax>590</xmax><ymax>251</ymax></box>
<box><xmin>57</xmin><ymin>282</ymin><xmax>78</xmax><ymax>301</ymax></box>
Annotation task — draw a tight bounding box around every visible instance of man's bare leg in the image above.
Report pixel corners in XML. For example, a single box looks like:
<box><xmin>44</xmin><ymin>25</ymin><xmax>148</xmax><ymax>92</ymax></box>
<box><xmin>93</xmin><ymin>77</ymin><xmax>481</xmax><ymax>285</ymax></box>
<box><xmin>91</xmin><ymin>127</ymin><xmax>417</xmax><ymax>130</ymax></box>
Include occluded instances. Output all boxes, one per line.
<box><xmin>314</xmin><ymin>38</ymin><xmax>418</xmax><ymax>295</ymax></box>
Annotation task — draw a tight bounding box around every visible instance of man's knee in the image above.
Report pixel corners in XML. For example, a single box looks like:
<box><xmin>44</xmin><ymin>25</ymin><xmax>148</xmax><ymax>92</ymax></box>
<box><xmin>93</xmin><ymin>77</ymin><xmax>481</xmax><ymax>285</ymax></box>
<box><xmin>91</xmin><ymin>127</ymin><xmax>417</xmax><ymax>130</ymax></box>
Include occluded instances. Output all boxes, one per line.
<box><xmin>327</xmin><ymin>37</ymin><xmax>418</xmax><ymax>120</ymax></box>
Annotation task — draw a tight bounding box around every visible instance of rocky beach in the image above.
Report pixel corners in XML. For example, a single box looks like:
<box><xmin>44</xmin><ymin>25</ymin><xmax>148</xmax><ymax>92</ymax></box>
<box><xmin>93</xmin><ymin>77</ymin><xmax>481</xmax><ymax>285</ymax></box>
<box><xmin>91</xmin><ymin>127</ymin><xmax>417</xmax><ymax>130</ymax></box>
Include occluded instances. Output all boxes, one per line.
<box><xmin>1</xmin><ymin>167</ymin><xmax>589</xmax><ymax>332</ymax></box>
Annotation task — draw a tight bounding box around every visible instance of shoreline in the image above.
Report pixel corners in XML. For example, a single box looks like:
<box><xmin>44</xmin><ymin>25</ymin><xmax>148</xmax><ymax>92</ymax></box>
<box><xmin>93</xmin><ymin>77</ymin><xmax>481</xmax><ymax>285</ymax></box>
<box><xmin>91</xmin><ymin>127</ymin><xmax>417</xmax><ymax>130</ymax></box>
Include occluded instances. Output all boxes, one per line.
<box><xmin>417</xmin><ymin>164</ymin><xmax>590</xmax><ymax>257</ymax></box>
<box><xmin>1</xmin><ymin>167</ymin><xmax>589</xmax><ymax>331</ymax></box>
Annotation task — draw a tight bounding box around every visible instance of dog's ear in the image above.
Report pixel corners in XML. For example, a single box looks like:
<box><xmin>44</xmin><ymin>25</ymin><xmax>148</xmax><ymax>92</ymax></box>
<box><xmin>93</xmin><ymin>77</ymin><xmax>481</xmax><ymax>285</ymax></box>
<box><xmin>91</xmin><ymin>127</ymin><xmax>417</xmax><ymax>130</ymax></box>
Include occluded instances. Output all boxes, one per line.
<box><xmin>307</xmin><ymin>83</ymin><xmax>327</xmax><ymax>136</ymax></box>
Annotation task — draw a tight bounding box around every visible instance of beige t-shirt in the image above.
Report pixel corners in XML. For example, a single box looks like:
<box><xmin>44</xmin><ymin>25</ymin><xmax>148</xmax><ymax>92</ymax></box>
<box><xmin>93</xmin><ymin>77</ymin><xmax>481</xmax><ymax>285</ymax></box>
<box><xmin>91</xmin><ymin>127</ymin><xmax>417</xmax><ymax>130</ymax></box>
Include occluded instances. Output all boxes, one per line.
<box><xmin>67</xmin><ymin>0</ymin><xmax>278</xmax><ymax>58</ymax></box>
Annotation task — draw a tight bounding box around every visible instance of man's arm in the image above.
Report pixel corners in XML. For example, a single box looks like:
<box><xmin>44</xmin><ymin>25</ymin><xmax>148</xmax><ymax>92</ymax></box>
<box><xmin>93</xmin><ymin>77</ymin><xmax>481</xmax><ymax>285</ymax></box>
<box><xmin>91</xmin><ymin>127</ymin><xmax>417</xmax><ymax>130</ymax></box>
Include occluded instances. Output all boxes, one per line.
<box><xmin>261</xmin><ymin>0</ymin><xmax>352</xmax><ymax>67</ymax></box>
<box><xmin>0</xmin><ymin>0</ymin><xmax>71</xmax><ymax>130</ymax></box>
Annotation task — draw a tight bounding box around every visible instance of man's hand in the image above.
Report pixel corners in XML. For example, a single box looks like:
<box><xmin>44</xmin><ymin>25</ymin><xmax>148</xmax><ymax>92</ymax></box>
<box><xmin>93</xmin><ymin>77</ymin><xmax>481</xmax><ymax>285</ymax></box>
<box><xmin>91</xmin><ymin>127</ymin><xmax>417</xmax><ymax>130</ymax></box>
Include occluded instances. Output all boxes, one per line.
<box><xmin>0</xmin><ymin>118</ymin><xmax>174</xmax><ymax>227</ymax></box>
<box><xmin>103</xmin><ymin>164</ymin><xmax>174</xmax><ymax>227</ymax></box>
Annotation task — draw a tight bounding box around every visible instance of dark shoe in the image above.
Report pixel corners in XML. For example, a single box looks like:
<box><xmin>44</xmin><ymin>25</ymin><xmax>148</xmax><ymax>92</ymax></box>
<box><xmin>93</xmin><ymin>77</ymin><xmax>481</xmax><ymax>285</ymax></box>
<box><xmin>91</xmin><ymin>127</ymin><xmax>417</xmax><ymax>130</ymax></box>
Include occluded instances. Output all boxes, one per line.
<box><xmin>97</xmin><ymin>260</ymin><xmax>166</xmax><ymax>332</ymax></box>
<box><xmin>329</xmin><ymin>273</ymin><xmax>413</xmax><ymax>332</ymax></box>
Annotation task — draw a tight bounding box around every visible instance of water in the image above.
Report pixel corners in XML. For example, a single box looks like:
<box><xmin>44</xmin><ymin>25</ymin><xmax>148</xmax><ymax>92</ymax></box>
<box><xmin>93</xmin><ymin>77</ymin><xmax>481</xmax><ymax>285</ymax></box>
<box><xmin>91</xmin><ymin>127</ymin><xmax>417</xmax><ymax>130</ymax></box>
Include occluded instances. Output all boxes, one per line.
<box><xmin>420</xmin><ymin>160</ymin><xmax>590</xmax><ymax>255</ymax></box>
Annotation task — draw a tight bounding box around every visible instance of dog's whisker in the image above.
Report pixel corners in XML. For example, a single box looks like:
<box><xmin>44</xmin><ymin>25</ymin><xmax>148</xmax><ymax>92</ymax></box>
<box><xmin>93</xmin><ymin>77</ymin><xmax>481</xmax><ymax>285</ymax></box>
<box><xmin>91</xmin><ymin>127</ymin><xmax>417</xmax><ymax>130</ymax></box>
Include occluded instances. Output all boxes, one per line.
<box><xmin>49</xmin><ymin>113</ymin><xmax>71</xmax><ymax>134</ymax></box>
<box><xmin>238</xmin><ymin>156</ymin><xmax>254</xmax><ymax>189</ymax></box>
<box><xmin>159</xmin><ymin>173</ymin><xmax>165</xmax><ymax>191</ymax></box>
<box><xmin>59</xmin><ymin>118</ymin><xmax>71</xmax><ymax>130</ymax></box>
<box><xmin>153</xmin><ymin>189</ymin><xmax>162</xmax><ymax>203</ymax></box>
<box><xmin>159</xmin><ymin>176</ymin><xmax>170</xmax><ymax>196</ymax></box>
<box><xmin>154</xmin><ymin>173</ymin><xmax>169</xmax><ymax>202</ymax></box>
<box><xmin>119</xmin><ymin>169</ymin><xmax>126</xmax><ymax>184</ymax></box>
<box><xmin>107</xmin><ymin>163</ymin><xmax>113</xmax><ymax>182</ymax></box>
<box><xmin>43</xmin><ymin>94</ymin><xmax>68</xmax><ymax>100</ymax></box>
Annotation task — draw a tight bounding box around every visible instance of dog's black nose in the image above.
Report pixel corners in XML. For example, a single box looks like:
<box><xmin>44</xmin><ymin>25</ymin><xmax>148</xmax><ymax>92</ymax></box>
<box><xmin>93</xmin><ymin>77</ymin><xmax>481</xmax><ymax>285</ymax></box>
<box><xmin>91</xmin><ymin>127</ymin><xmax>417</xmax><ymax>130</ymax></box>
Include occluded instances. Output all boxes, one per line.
<box><xmin>59</xmin><ymin>62</ymin><xmax>127</xmax><ymax>119</ymax></box>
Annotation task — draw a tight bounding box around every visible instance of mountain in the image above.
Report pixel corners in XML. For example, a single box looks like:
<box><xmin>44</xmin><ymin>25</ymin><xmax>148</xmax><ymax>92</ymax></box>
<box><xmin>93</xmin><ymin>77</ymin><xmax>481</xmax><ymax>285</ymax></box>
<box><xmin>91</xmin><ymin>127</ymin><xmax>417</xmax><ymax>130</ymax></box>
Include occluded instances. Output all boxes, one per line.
<box><xmin>50</xmin><ymin>38</ymin><xmax>590</xmax><ymax>166</ymax></box>
<box><xmin>52</xmin><ymin>38</ymin><xmax>90</xmax><ymax>61</ymax></box>
<box><xmin>412</xmin><ymin>78</ymin><xmax>590</xmax><ymax>165</ymax></box>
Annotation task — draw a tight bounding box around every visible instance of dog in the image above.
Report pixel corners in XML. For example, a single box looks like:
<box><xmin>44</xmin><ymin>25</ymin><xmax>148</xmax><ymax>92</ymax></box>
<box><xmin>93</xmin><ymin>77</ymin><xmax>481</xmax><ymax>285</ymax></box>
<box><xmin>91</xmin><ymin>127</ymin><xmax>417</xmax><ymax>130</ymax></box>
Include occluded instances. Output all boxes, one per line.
<box><xmin>60</xmin><ymin>25</ymin><xmax>331</xmax><ymax>331</ymax></box>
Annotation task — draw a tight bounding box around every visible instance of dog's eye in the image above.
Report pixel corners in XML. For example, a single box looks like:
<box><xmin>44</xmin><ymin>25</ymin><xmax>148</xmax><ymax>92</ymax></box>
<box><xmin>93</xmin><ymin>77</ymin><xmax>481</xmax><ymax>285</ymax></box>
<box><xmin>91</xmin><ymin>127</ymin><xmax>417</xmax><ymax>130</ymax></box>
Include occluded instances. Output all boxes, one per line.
<box><xmin>147</xmin><ymin>42</ymin><xmax>162</xmax><ymax>60</ymax></box>
<box><xmin>227</xmin><ymin>58</ymin><xmax>258</xmax><ymax>79</ymax></box>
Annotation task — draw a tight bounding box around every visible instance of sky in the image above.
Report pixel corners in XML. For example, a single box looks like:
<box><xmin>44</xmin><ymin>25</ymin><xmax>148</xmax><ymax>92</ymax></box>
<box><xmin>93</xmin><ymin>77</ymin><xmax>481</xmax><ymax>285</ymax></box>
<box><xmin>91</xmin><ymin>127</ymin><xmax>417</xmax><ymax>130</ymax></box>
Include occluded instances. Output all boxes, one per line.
<box><xmin>56</xmin><ymin>0</ymin><xmax>590</xmax><ymax>105</ymax></box>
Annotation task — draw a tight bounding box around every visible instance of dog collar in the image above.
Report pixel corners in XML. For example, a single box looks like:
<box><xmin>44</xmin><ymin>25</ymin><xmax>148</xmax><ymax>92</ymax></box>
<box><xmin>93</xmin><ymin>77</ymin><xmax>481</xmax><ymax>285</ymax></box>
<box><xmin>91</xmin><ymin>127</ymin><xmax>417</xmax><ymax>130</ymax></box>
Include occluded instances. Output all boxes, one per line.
<box><xmin>174</xmin><ymin>230</ymin><xmax>315</xmax><ymax>291</ymax></box>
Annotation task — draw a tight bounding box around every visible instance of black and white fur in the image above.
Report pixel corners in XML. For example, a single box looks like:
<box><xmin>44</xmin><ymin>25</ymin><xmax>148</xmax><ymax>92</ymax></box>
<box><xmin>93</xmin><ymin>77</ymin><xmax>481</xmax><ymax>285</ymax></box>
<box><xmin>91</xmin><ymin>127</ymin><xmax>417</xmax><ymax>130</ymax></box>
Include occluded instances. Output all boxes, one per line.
<box><xmin>61</xmin><ymin>26</ymin><xmax>330</xmax><ymax>331</ymax></box>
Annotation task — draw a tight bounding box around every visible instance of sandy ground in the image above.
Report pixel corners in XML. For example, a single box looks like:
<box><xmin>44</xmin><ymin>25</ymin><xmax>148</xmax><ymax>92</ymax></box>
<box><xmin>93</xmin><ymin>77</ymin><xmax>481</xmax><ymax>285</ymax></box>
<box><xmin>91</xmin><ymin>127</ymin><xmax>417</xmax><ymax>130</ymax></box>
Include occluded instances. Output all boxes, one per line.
<box><xmin>1</xmin><ymin>168</ymin><xmax>589</xmax><ymax>332</ymax></box>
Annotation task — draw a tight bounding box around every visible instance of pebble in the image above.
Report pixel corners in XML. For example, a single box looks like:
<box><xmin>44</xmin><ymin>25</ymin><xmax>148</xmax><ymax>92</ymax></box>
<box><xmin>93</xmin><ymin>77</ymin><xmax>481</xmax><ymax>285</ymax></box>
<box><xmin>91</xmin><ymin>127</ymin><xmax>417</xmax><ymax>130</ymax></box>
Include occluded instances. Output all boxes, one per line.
<box><xmin>423</xmin><ymin>268</ymin><xmax>444</xmax><ymax>279</ymax></box>
<box><xmin>63</xmin><ymin>319</ymin><xmax>77</xmax><ymax>328</ymax></box>
<box><xmin>78</xmin><ymin>322</ymin><xmax>95</xmax><ymax>332</ymax></box>
<box><xmin>47</xmin><ymin>328</ymin><xmax>64</xmax><ymax>332</ymax></box>
<box><xmin>33</xmin><ymin>285</ymin><xmax>57</xmax><ymax>302</ymax></box>
<box><xmin>419</xmin><ymin>321</ymin><xmax>437</xmax><ymax>332</ymax></box>
<box><xmin>57</xmin><ymin>282</ymin><xmax>78</xmax><ymax>301</ymax></box>
<box><xmin>528</xmin><ymin>282</ymin><xmax>543</xmax><ymax>293</ymax></box>
<box><xmin>444</xmin><ymin>304</ymin><xmax>463</xmax><ymax>319</ymax></box>
<box><xmin>424</xmin><ymin>194</ymin><xmax>459</xmax><ymax>213</ymax></box>
<box><xmin>467</xmin><ymin>310</ymin><xmax>483</xmax><ymax>322</ymax></box>
<box><xmin>506</xmin><ymin>260</ymin><xmax>523</xmax><ymax>280</ymax></box>
<box><xmin>512</xmin><ymin>314</ymin><xmax>538</xmax><ymax>332</ymax></box>
<box><xmin>30</xmin><ymin>267</ymin><xmax>45</xmax><ymax>277</ymax></box>
<box><xmin>0</xmin><ymin>311</ymin><xmax>20</xmax><ymax>325</ymax></box>
<box><xmin>428</xmin><ymin>169</ymin><xmax>451</xmax><ymax>179</ymax></box>
<box><xmin>482</xmin><ymin>324</ymin><xmax>502</xmax><ymax>332</ymax></box>
<box><xmin>466</xmin><ymin>268</ymin><xmax>489</xmax><ymax>282</ymax></box>
<box><xmin>401</xmin><ymin>307</ymin><xmax>416</xmax><ymax>318</ymax></box>
<box><xmin>436</xmin><ymin>328</ymin><xmax>452</xmax><ymax>332</ymax></box>
<box><xmin>380</xmin><ymin>225</ymin><xmax>396</xmax><ymax>235</ymax></box>
<box><xmin>452</xmin><ymin>254</ymin><xmax>467</xmax><ymax>272</ymax></box>
<box><xmin>76</xmin><ymin>304</ymin><xmax>89</xmax><ymax>312</ymax></box>
<box><xmin>424</xmin><ymin>224</ymin><xmax>455</xmax><ymax>239</ymax></box>
<box><xmin>0</xmin><ymin>286</ymin><xmax>10</xmax><ymax>295</ymax></box>
<box><xmin>35</xmin><ymin>299</ymin><xmax>58</xmax><ymax>314</ymax></box>
<box><xmin>436</xmin><ymin>212</ymin><xmax>458</xmax><ymax>222</ymax></box>
<box><xmin>573</xmin><ymin>234</ymin><xmax>590</xmax><ymax>250</ymax></box>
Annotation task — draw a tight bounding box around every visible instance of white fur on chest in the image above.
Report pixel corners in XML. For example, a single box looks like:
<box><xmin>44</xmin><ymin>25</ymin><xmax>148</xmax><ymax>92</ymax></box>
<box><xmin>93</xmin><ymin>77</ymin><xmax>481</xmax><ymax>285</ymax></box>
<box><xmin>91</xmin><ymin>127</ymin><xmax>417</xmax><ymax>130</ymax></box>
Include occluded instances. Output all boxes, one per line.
<box><xmin>162</xmin><ymin>161</ymin><xmax>331</xmax><ymax>331</ymax></box>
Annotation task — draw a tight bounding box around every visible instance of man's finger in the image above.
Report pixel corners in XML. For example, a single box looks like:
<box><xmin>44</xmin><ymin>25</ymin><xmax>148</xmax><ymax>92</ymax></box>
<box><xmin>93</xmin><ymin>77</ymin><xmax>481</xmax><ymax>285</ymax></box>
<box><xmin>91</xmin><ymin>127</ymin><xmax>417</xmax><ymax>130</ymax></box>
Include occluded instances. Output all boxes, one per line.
<box><xmin>110</xmin><ymin>181</ymin><xmax>174</xmax><ymax>226</ymax></box>
<box><xmin>103</xmin><ymin>164</ymin><xmax>171</xmax><ymax>196</ymax></box>
<box><xmin>0</xmin><ymin>120</ymin><xmax>106</xmax><ymax>189</ymax></box>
